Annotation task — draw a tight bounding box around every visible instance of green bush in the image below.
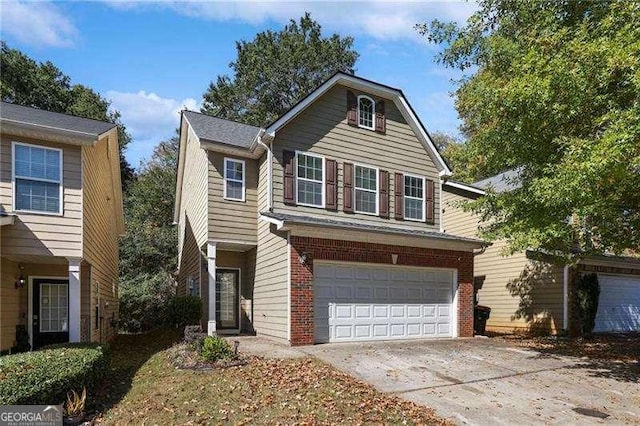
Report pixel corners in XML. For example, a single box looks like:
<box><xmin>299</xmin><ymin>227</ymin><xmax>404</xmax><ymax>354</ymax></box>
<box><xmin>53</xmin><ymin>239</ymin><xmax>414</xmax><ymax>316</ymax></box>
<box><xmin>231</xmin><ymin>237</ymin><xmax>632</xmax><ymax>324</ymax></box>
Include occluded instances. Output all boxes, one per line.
<box><xmin>576</xmin><ymin>273</ymin><xmax>600</xmax><ymax>336</ymax></box>
<box><xmin>119</xmin><ymin>272</ymin><xmax>175</xmax><ymax>332</ymax></box>
<box><xmin>0</xmin><ymin>343</ymin><xmax>110</xmax><ymax>405</ymax></box>
<box><xmin>200</xmin><ymin>336</ymin><xmax>234</xmax><ymax>362</ymax></box>
<box><xmin>165</xmin><ymin>296</ymin><xmax>202</xmax><ymax>329</ymax></box>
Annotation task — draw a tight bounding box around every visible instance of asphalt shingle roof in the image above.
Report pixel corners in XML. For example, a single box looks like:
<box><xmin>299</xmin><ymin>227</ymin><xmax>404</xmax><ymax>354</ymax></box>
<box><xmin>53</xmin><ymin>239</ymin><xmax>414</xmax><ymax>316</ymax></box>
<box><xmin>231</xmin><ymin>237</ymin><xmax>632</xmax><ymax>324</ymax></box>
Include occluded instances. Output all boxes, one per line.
<box><xmin>474</xmin><ymin>169</ymin><xmax>522</xmax><ymax>193</ymax></box>
<box><xmin>0</xmin><ymin>101</ymin><xmax>116</xmax><ymax>136</ymax></box>
<box><xmin>261</xmin><ymin>211</ymin><xmax>486</xmax><ymax>245</ymax></box>
<box><xmin>183</xmin><ymin>110</ymin><xmax>261</xmax><ymax>149</ymax></box>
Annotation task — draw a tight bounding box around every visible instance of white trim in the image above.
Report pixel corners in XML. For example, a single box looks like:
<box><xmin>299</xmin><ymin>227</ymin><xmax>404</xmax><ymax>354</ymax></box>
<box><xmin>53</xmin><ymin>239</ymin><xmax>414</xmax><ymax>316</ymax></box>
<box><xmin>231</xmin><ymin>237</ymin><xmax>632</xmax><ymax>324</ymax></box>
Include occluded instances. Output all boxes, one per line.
<box><xmin>357</xmin><ymin>95</ymin><xmax>375</xmax><ymax>130</ymax></box>
<box><xmin>67</xmin><ymin>257</ymin><xmax>81</xmax><ymax>342</ymax></box>
<box><xmin>0</xmin><ymin>215</ymin><xmax>15</xmax><ymax>226</ymax></box>
<box><xmin>295</xmin><ymin>151</ymin><xmax>325</xmax><ymax>208</ymax></box>
<box><xmin>403</xmin><ymin>173</ymin><xmax>426</xmax><ymax>222</ymax></box>
<box><xmin>443</xmin><ymin>180</ymin><xmax>486</xmax><ymax>196</ymax></box>
<box><xmin>439</xmin><ymin>178</ymin><xmax>444</xmax><ymax>232</ymax></box>
<box><xmin>287</xmin><ymin>231</ymin><xmax>292</xmax><ymax>342</ymax></box>
<box><xmin>562</xmin><ymin>265</ymin><xmax>569</xmax><ymax>331</ymax></box>
<box><xmin>223</xmin><ymin>157</ymin><xmax>246</xmax><ymax>202</ymax></box>
<box><xmin>11</xmin><ymin>141</ymin><xmax>64</xmax><ymax>216</ymax></box>
<box><xmin>452</xmin><ymin>269</ymin><xmax>459</xmax><ymax>338</ymax></box>
<box><xmin>257</xmin><ymin>135</ymin><xmax>273</xmax><ymax>210</ymax></box>
<box><xmin>0</xmin><ymin>118</ymin><xmax>106</xmax><ymax>143</ymax></box>
<box><xmin>259</xmin><ymin>214</ymin><xmax>286</xmax><ymax>230</ymax></box>
<box><xmin>263</xmin><ymin>73</ymin><xmax>452</xmax><ymax>176</ymax></box>
<box><xmin>28</xmin><ymin>275</ymin><xmax>69</xmax><ymax>349</ymax></box>
<box><xmin>353</xmin><ymin>163</ymin><xmax>379</xmax><ymax>216</ymax></box>
<box><xmin>207</xmin><ymin>242</ymin><xmax>217</xmax><ymax>335</ymax></box>
<box><xmin>214</xmin><ymin>267</ymin><xmax>242</xmax><ymax>335</ymax></box>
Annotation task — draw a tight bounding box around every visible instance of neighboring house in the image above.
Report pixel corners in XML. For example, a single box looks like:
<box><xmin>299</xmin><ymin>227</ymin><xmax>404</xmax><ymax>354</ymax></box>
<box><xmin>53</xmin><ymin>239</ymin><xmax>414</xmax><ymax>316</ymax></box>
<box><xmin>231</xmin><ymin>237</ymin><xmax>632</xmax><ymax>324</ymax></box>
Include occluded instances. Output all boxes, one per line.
<box><xmin>0</xmin><ymin>102</ymin><xmax>124</xmax><ymax>352</ymax></box>
<box><xmin>174</xmin><ymin>72</ymin><xmax>486</xmax><ymax>346</ymax></box>
<box><xmin>442</xmin><ymin>172</ymin><xmax>640</xmax><ymax>335</ymax></box>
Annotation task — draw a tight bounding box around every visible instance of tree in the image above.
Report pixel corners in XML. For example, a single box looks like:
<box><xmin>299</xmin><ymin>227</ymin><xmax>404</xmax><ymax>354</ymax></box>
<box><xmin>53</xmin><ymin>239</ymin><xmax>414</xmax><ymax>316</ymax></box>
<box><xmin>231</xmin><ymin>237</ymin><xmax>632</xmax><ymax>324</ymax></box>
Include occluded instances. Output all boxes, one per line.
<box><xmin>418</xmin><ymin>0</ymin><xmax>640</xmax><ymax>256</ymax></box>
<box><xmin>0</xmin><ymin>42</ymin><xmax>135</xmax><ymax>187</ymax></box>
<box><xmin>430</xmin><ymin>131</ymin><xmax>469</xmax><ymax>175</ymax></box>
<box><xmin>201</xmin><ymin>13</ymin><xmax>359</xmax><ymax>126</ymax></box>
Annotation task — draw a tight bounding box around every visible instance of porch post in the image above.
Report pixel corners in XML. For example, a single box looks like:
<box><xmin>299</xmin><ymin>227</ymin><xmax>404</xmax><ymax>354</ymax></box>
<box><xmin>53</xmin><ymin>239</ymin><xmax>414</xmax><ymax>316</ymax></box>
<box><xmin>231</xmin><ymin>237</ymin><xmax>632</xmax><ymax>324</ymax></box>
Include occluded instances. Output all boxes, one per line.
<box><xmin>67</xmin><ymin>257</ymin><xmax>82</xmax><ymax>342</ymax></box>
<box><xmin>207</xmin><ymin>242</ymin><xmax>217</xmax><ymax>335</ymax></box>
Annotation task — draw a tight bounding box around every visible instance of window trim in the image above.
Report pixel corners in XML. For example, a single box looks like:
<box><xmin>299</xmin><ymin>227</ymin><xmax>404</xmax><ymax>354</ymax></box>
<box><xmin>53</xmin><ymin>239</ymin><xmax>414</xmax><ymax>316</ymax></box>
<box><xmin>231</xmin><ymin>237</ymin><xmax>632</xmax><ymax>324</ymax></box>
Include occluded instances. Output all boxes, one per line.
<box><xmin>295</xmin><ymin>151</ymin><xmax>325</xmax><ymax>208</ymax></box>
<box><xmin>223</xmin><ymin>157</ymin><xmax>246</xmax><ymax>202</ymax></box>
<box><xmin>11</xmin><ymin>141</ymin><xmax>64</xmax><ymax>216</ymax></box>
<box><xmin>357</xmin><ymin>95</ymin><xmax>376</xmax><ymax>130</ymax></box>
<box><xmin>403</xmin><ymin>172</ymin><xmax>426</xmax><ymax>222</ymax></box>
<box><xmin>353</xmin><ymin>163</ymin><xmax>379</xmax><ymax>216</ymax></box>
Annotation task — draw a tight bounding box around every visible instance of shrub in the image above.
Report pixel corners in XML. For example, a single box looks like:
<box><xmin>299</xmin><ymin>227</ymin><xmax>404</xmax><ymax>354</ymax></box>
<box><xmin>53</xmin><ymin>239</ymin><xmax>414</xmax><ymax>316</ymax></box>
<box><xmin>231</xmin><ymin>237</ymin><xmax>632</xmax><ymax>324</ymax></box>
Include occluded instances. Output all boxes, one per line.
<box><xmin>165</xmin><ymin>296</ymin><xmax>202</xmax><ymax>329</ymax></box>
<box><xmin>0</xmin><ymin>343</ymin><xmax>110</xmax><ymax>405</ymax></box>
<box><xmin>119</xmin><ymin>272</ymin><xmax>175</xmax><ymax>332</ymax></box>
<box><xmin>200</xmin><ymin>336</ymin><xmax>234</xmax><ymax>362</ymax></box>
<box><xmin>576</xmin><ymin>273</ymin><xmax>600</xmax><ymax>336</ymax></box>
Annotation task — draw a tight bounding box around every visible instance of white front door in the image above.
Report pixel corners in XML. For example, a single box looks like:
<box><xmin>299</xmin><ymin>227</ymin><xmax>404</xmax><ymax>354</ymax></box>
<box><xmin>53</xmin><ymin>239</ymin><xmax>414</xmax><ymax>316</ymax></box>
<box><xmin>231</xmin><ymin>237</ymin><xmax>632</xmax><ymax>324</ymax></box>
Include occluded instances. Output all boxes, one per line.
<box><xmin>594</xmin><ymin>274</ymin><xmax>640</xmax><ymax>332</ymax></box>
<box><xmin>313</xmin><ymin>262</ymin><xmax>456</xmax><ymax>343</ymax></box>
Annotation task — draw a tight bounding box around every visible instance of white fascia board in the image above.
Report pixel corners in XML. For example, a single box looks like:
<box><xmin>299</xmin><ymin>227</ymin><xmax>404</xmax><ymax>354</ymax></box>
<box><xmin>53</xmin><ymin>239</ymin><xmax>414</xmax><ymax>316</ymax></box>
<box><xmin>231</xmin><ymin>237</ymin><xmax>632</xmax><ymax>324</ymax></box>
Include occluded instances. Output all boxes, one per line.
<box><xmin>444</xmin><ymin>180</ymin><xmax>487</xmax><ymax>196</ymax></box>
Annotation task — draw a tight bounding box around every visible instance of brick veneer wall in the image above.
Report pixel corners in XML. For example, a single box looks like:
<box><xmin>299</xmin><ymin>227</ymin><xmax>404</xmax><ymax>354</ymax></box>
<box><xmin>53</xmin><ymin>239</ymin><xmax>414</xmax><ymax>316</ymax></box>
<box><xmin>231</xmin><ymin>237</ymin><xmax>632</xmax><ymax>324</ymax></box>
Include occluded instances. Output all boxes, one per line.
<box><xmin>289</xmin><ymin>236</ymin><xmax>475</xmax><ymax>346</ymax></box>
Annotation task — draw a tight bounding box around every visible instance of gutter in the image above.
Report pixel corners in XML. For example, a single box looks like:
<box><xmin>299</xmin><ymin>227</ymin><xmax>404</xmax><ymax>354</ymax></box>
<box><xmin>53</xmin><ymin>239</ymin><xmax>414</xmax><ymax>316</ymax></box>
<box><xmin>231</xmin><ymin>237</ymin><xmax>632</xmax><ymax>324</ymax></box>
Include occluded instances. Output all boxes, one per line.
<box><xmin>255</xmin><ymin>131</ymin><xmax>272</xmax><ymax>211</ymax></box>
<box><xmin>1</xmin><ymin>118</ymin><xmax>106</xmax><ymax>145</ymax></box>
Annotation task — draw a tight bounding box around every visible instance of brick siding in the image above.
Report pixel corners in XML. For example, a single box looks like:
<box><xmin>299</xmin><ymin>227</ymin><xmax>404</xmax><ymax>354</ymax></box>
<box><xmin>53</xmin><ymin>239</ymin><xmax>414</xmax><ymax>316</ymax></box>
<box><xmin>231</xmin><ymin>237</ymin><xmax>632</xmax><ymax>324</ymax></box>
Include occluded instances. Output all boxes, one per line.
<box><xmin>289</xmin><ymin>236</ymin><xmax>475</xmax><ymax>345</ymax></box>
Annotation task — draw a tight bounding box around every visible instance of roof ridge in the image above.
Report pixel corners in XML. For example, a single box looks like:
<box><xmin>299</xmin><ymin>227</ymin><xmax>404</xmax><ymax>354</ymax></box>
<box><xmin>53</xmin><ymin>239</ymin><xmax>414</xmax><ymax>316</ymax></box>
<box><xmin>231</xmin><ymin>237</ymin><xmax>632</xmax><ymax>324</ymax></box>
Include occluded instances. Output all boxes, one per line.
<box><xmin>183</xmin><ymin>109</ymin><xmax>262</xmax><ymax>130</ymax></box>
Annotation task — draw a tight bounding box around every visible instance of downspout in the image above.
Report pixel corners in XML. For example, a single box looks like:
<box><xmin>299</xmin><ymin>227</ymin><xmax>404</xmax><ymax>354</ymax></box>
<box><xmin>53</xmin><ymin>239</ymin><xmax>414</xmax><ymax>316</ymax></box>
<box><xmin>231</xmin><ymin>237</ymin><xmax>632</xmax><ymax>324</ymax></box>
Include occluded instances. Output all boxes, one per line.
<box><xmin>562</xmin><ymin>264</ymin><xmax>569</xmax><ymax>331</ymax></box>
<box><xmin>257</xmin><ymin>134</ymin><xmax>273</xmax><ymax>211</ymax></box>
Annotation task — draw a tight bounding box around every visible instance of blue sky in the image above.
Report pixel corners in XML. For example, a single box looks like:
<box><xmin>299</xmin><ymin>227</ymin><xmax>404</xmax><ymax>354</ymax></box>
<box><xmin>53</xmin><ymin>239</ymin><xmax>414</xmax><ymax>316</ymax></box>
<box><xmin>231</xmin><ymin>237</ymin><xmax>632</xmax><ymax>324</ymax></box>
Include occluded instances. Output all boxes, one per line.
<box><xmin>1</xmin><ymin>1</ymin><xmax>476</xmax><ymax>167</ymax></box>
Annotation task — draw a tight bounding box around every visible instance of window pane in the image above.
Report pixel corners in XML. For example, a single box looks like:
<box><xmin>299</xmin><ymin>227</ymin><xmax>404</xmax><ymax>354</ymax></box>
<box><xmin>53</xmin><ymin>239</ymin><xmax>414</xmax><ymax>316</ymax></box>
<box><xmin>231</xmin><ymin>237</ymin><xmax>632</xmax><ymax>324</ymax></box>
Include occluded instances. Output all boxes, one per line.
<box><xmin>297</xmin><ymin>180</ymin><xmax>323</xmax><ymax>206</ymax></box>
<box><xmin>358</xmin><ymin>97</ymin><xmax>374</xmax><ymax>128</ymax></box>
<box><xmin>298</xmin><ymin>154</ymin><xmax>323</xmax><ymax>181</ymax></box>
<box><xmin>226</xmin><ymin>160</ymin><xmax>243</xmax><ymax>181</ymax></box>
<box><xmin>356</xmin><ymin>189</ymin><xmax>377</xmax><ymax>213</ymax></box>
<box><xmin>405</xmin><ymin>198</ymin><xmax>423</xmax><ymax>220</ymax></box>
<box><xmin>226</xmin><ymin>180</ymin><xmax>243</xmax><ymax>200</ymax></box>
<box><xmin>404</xmin><ymin>176</ymin><xmax>423</xmax><ymax>198</ymax></box>
<box><xmin>14</xmin><ymin>145</ymin><xmax>60</xmax><ymax>181</ymax></box>
<box><xmin>45</xmin><ymin>149</ymin><xmax>60</xmax><ymax>180</ymax></box>
<box><xmin>15</xmin><ymin>179</ymin><xmax>60</xmax><ymax>213</ymax></box>
<box><xmin>355</xmin><ymin>166</ymin><xmax>376</xmax><ymax>191</ymax></box>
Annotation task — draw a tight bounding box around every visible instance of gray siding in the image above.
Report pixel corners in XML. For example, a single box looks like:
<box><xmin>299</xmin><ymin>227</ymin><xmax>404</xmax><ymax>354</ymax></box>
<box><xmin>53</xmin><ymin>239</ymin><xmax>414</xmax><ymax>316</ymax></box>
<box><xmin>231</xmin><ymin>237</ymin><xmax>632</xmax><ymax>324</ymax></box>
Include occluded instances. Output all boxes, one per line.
<box><xmin>271</xmin><ymin>84</ymin><xmax>441</xmax><ymax>231</ymax></box>
<box><xmin>208</xmin><ymin>153</ymin><xmax>258</xmax><ymax>244</ymax></box>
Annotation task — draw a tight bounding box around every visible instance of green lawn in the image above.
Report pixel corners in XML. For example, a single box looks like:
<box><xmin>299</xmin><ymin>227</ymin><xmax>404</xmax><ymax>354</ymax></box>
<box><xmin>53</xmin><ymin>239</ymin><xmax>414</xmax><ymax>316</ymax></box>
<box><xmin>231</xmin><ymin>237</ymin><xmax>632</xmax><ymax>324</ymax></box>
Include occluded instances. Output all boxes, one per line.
<box><xmin>95</xmin><ymin>329</ymin><xmax>447</xmax><ymax>425</ymax></box>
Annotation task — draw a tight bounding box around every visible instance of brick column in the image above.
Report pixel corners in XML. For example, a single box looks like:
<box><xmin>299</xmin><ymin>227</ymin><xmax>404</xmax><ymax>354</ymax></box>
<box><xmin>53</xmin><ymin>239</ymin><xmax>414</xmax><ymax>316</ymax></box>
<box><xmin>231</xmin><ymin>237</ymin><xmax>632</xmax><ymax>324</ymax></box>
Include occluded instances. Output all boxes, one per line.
<box><xmin>290</xmin><ymin>242</ymin><xmax>314</xmax><ymax>346</ymax></box>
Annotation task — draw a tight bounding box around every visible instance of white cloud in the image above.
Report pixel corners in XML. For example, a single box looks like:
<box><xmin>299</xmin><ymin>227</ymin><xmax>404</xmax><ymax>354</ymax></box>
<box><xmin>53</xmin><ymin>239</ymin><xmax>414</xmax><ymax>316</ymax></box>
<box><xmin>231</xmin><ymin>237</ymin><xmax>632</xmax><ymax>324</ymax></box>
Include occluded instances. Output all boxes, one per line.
<box><xmin>107</xmin><ymin>90</ymin><xmax>198</xmax><ymax>165</ymax></box>
<box><xmin>1</xmin><ymin>1</ymin><xmax>78</xmax><ymax>47</ymax></box>
<box><xmin>417</xmin><ymin>90</ymin><xmax>461</xmax><ymax>136</ymax></box>
<box><xmin>103</xmin><ymin>1</ymin><xmax>477</xmax><ymax>42</ymax></box>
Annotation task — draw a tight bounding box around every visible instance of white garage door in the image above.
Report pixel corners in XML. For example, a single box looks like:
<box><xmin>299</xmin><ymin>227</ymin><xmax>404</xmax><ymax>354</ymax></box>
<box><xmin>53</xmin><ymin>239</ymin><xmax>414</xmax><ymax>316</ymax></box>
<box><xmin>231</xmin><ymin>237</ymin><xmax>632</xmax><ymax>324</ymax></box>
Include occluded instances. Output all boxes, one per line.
<box><xmin>313</xmin><ymin>262</ymin><xmax>456</xmax><ymax>343</ymax></box>
<box><xmin>594</xmin><ymin>274</ymin><xmax>640</xmax><ymax>332</ymax></box>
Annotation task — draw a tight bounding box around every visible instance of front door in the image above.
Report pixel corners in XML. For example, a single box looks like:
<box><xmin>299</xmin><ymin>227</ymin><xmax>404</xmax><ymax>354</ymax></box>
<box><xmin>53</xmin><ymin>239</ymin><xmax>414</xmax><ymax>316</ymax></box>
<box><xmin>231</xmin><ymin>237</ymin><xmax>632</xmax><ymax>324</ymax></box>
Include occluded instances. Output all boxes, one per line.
<box><xmin>215</xmin><ymin>269</ymin><xmax>240</xmax><ymax>332</ymax></box>
<box><xmin>32</xmin><ymin>279</ymin><xmax>69</xmax><ymax>349</ymax></box>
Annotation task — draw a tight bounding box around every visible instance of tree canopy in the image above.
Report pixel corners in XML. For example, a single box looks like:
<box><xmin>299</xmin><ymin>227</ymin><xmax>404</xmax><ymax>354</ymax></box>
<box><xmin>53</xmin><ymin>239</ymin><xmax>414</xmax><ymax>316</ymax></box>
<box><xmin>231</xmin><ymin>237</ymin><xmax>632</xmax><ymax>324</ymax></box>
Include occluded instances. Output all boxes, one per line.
<box><xmin>418</xmin><ymin>0</ymin><xmax>640</xmax><ymax>257</ymax></box>
<box><xmin>0</xmin><ymin>42</ymin><xmax>135</xmax><ymax>187</ymax></box>
<box><xmin>201</xmin><ymin>13</ymin><xmax>359</xmax><ymax>126</ymax></box>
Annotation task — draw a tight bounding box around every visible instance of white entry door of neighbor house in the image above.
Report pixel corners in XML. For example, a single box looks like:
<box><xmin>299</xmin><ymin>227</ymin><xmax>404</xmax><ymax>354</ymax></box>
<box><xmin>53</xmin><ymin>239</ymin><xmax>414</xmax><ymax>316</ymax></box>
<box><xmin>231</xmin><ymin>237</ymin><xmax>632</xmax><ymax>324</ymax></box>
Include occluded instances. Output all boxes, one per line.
<box><xmin>313</xmin><ymin>261</ymin><xmax>456</xmax><ymax>343</ymax></box>
<box><xmin>594</xmin><ymin>274</ymin><xmax>640</xmax><ymax>332</ymax></box>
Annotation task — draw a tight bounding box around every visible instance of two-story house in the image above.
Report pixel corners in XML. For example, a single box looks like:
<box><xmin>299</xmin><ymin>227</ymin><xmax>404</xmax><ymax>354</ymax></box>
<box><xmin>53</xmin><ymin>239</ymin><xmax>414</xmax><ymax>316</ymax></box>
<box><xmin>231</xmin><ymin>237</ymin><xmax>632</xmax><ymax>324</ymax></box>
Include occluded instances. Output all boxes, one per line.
<box><xmin>0</xmin><ymin>102</ymin><xmax>124</xmax><ymax>352</ymax></box>
<box><xmin>442</xmin><ymin>172</ymin><xmax>640</xmax><ymax>335</ymax></box>
<box><xmin>174</xmin><ymin>73</ymin><xmax>485</xmax><ymax>345</ymax></box>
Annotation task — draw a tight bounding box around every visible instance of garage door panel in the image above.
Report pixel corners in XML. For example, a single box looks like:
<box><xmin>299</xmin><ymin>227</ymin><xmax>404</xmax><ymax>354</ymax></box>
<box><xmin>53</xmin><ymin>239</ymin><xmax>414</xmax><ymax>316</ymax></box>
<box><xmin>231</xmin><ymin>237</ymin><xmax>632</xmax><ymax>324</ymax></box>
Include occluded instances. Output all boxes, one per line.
<box><xmin>594</xmin><ymin>274</ymin><xmax>640</xmax><ymax>333</ymax></box>
<box><xmin>314</xmin><ymin>262</ymin><xmax>456</xmax><ymax>343</ymax></box>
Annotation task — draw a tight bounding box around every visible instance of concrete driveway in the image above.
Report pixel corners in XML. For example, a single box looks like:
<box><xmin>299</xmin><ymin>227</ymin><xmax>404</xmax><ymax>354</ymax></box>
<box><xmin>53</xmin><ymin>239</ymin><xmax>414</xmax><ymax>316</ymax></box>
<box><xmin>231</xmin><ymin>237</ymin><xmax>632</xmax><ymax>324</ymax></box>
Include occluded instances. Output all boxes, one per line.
<box><xmin>302</xmin><ymin>338</ymin><xmax>640</xmax><ymax>425</ymax></box>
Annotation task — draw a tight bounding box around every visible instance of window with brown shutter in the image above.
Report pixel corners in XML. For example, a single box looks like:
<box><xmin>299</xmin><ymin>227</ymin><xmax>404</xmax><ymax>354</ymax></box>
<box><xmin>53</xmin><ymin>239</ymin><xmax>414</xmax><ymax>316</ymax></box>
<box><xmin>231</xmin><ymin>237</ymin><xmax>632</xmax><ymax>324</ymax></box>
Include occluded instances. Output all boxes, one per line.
<box><xmin>394</xmin><ymin>172</ymin><xmax>404</xmax><ymax>220</ymax></box>
<box><xmin>375</xmin><ymin>100</ymin><xmax>386</xmax><ymax>133</ymax></box>
<box><xmin>347</xmin><ymin>90</ymin><xmax>357</xmax><ymax>126</ymax></box>
<box><xmin>379</xmin><ymin>170</ymin><xmax>389</xmax><ymax>218</ymax></box>
<box><xmin>343</xmin><ymin>162</ymin><xmax>354</xmax><ymax>213</ymax></box>
<box><xmin>283</xmin><ymin>149</ymin><xmax>296</xmax><ymax>205</ymax></box>
<box><xmin>325</xmin><ymin>159</ymin><xmax>338</xmax><ymax>210</ymax></box>
<box><xmin>425</xmin><ymin>179</ymin><xmax>435</xmax><ymax>224</ymax></box>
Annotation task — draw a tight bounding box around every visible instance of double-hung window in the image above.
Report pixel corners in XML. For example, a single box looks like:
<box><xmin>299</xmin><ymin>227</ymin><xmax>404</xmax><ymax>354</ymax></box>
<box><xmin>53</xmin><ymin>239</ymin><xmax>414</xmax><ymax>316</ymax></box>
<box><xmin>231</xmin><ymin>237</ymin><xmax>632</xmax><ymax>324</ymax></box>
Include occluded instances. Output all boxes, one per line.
<box><xmin>13</xmin><ymin>142</ymin><xmax>62</xmax><ymax>214</ymax></box>
<box><xmin>404</xmin><ymin>174</ymin><xmax>425</xmax><ymax>221</ymax></box>
<box><xmin>357</xmin><ymin>95</ymin><xmax>375</xmax><ymax>130</ymax></box>
<box><xmin>354</xmin><ymin>165</ymin><xmax>378</xmax><ymax>214</ymax></box>
<box><xmin>224</xmin><ymin>158</ymin><xmax>245</xmax><ymax>201</ymax></box>
<box><xmin>296</xmin><ymin>152</ymin><xmax>324</xmax><ymax>207</ymax></box>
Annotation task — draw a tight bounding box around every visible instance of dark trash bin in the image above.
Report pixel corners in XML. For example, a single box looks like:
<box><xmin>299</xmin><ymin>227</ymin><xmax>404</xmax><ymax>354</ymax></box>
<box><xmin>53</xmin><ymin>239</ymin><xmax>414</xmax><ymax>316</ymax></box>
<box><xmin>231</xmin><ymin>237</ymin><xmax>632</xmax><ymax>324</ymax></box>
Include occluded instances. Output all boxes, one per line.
<box><xmin>474</xmin><ymin>305</ymin><xmax>491</xmax><ymax>335</ymax></box>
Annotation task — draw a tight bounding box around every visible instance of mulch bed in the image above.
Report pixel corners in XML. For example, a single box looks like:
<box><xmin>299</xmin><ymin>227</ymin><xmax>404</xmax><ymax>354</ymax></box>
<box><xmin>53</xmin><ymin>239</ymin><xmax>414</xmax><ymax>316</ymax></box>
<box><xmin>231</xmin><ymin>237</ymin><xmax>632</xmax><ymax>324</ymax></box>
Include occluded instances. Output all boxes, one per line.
<box><xmin>166</xmin><ymin>342</ymin><xmax>248</xmax><ymax>370</ymax></box>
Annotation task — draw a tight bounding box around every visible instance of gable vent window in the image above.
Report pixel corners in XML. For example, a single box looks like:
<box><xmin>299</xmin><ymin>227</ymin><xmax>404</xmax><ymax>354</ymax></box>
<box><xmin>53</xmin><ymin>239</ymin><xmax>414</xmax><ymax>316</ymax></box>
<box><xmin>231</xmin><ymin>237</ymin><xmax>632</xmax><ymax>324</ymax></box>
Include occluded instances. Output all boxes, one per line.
<box><xmin>354</xmin><ymin>165</ymin><xmax>378</xmax><ymax>215</ymax></box>
<box><xmin>404</xmin><ymin>174</ymin><xmax>425</xmax><ymax>221</ymax></box>
<box><xmin>13</xmin><ymin>142</ymin><xmax>62</xmax><ymax>215</ymax></box>
<box><xmin>224</xmin><ymin>158</ymin><xmax>245</xmax><ymax>202</ymax></box>
<box><xmin>296</xmin><ymin>152</ymin><xmax>324</xmax><ymax>207</ymax></box>
<box><xmin>357</xmin><ymin>95</ymin><xmax>375</xmax><ymax>130</ymax></box>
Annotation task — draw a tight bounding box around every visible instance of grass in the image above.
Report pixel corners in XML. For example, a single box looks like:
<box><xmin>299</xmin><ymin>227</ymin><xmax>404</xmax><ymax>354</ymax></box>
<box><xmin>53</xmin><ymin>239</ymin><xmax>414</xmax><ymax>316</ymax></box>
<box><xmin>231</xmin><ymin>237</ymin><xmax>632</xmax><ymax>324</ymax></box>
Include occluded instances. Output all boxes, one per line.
<box><xmin>96</xmin><ymin>329</ymin><xmax>447</xmax><ymax>425</ymax></box>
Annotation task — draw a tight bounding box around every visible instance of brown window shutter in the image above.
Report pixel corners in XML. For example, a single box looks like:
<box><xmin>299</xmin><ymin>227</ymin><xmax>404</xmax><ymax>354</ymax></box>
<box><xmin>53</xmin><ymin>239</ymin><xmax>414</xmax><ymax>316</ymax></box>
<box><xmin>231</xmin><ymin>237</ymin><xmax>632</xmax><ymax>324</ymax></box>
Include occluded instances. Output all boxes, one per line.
<box><xmin>375</xmin><ymin>100</ymin><xmax>386</xmax><ymax>133</ymax></box>
<box><xmin>347</xmin><ymin>90</ymin><xmax>357</xmax><ymax>126</ymax></box>
<box><xmin>343</xmin><ymin>162</ymin><xmax>354</xmax><ymax>213</ymax></box>
<box><xmin>425</xmin><ymin>179</ymin><xmax>435</xmax><ymax>224</ymax></box>
<box><xmin>283</xmin><ymin>149</ymin><xmax>296</xmax><ymax>205</ymax></box>
<box><xmin>325</xmin><ymin>159</ymin><xmax>338</xmax><ymax>210</ymax></box>
<box><xmin>394</xmin><ymin>172</ymin><xmax>404</xmax><ymax>220</ymax></box>
<box><xmin>379</xmin><ymin>170</ymin><xmax>389</xmax><ymax>219</ymax></box>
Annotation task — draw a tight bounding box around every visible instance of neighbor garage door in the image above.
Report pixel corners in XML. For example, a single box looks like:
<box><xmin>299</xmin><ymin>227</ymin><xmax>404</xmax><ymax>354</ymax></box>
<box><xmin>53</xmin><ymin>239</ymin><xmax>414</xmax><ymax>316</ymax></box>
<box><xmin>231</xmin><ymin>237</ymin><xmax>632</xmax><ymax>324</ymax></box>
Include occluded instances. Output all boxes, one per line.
<box><xmin>313</xmin><ymin>262</ymin><xmax>456</xmax><ymax>343</ymax></box>
<box><xmin>594</xmin><ymin>274</ymin><xmax>640</xmax><ymax>332</ymax></box>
